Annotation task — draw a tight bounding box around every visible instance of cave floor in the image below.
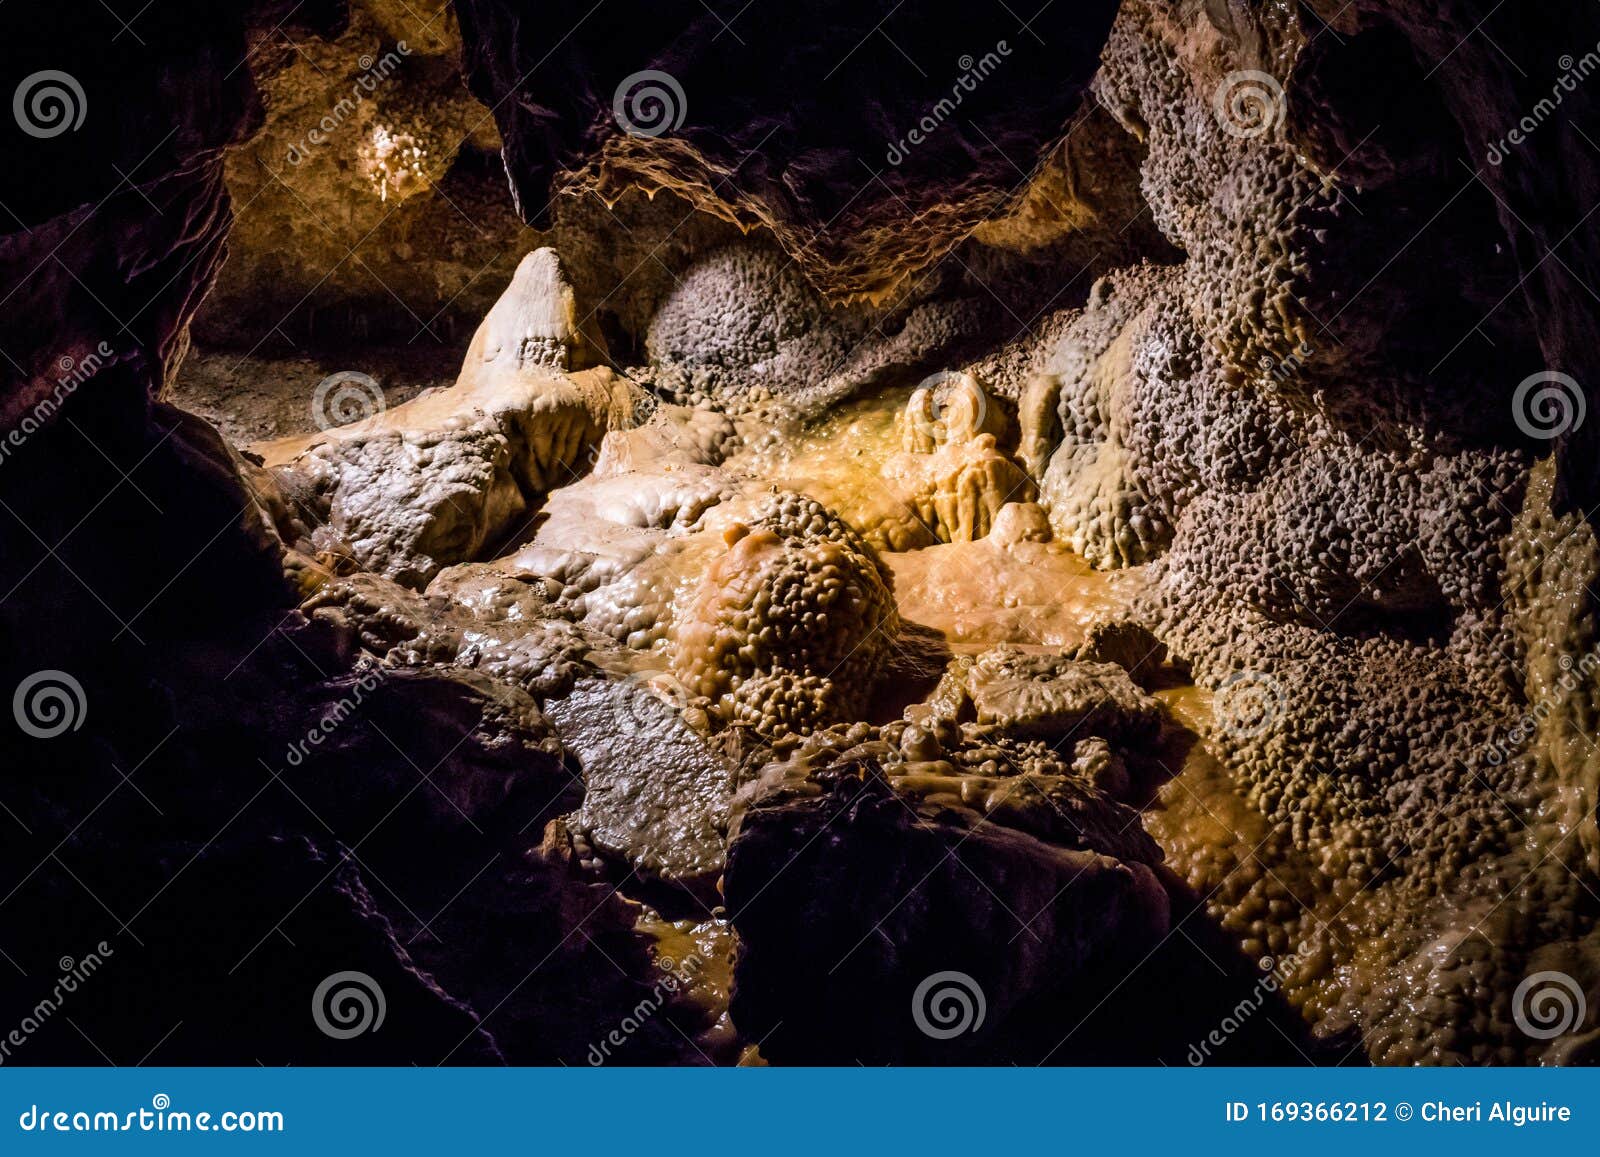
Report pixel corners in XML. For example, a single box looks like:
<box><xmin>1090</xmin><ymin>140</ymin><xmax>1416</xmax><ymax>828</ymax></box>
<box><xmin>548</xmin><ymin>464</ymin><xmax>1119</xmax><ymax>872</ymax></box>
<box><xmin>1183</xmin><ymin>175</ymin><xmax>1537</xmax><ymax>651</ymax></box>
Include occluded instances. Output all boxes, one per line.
<box><xmin>189</xmin><ymin>337</ymin><xmax>1310</xmax><ymax>1063</ymax></box>
<box><xmin>171</xmin><ymin>344</ymin><xmax>461</xmax><ymax>446</ymax></box>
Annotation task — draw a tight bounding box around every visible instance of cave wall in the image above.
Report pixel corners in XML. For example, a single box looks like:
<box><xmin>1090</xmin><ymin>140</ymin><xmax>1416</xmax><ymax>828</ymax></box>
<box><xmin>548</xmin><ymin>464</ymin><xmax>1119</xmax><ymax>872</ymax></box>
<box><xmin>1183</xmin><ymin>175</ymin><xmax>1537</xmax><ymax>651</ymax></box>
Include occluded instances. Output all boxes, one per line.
<box><xmin>0</xmin><ymin>0</ymin><xmax>333</xmax><ymax>657</ymax></box>
<box><xmin>454</xmin><ymin>0</ymin><xmax>1125</xmax><ymax>297</ymax></box>
<box><xmin>0</xmin><ymin>0</ymin><xmax>704</xmax><ymax>1067</ymax></box>
<box><xmin>194</xmin><ymin>0</ymin><xmax>538</xmax><ymax>350</ymax></box>
<box><xmin>5</xmin><ymin>0</ymin><xmax>1600</xmax><ymax>1065</ymax></box>
<box><xmin>439</xmin><ymin>0</ymin><xmax>1600</xmax><ymax>1061</ymax></box>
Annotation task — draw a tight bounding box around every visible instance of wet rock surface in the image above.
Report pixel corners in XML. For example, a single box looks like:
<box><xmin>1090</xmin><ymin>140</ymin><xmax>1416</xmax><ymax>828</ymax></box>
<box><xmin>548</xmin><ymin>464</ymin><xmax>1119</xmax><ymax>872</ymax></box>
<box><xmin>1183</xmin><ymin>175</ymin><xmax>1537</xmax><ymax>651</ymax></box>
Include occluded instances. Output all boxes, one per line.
<box><xmin>254</xmin><ymin>250</ymin><xmax>642</xmax><ymax>587</ymax></box>
<box><xmin>933</xmin><ymin>646</ymin><xmax>1164</xmax><ymax>745</ymax></box>
<box><xmin>545</xmin><ymin>677</ymin><xmax>731</xmax><ymax>897</ymax></box>
<box><xmin>724</xmin><ymin>761</ymin><xmax>1169</xmax><ymax>1064</ymax></box>
<box><xmin>7</xmin><ymin>0</ymin><xmax>1600</xmax><ymax>1069</ymax></box>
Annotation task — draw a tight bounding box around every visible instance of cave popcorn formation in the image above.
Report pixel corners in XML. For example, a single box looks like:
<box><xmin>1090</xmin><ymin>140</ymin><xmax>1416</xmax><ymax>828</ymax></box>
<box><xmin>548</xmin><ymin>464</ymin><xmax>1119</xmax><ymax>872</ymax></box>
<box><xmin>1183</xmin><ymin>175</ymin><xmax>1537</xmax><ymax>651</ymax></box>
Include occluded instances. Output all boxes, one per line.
<box><xmin>7</xmin><ymin>0</ymin><xmax>1600</xmax><ymax>1068</ymax></box>
<box><xmin>243</xmin><ymin>201</ymin><xmax>1599</xmax><ymax>1061</ymax></box>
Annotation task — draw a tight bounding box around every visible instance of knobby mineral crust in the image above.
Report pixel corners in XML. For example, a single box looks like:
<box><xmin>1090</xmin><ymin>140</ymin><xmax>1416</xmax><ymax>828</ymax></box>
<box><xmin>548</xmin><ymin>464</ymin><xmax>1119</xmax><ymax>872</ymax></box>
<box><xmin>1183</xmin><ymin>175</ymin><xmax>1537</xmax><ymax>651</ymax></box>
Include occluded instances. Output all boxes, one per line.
<box><xmin>4</xmin><ymin>0</ymin><xmax>1600</xmax><ymax>1067</ymax></box>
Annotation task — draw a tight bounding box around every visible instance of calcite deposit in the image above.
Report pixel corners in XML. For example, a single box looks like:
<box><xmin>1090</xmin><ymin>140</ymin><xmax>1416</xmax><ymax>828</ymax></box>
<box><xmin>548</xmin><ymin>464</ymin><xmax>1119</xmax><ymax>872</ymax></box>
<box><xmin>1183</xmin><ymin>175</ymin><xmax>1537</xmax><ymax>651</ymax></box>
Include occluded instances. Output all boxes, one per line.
<box><xmin>7</xmin><ymin>0</ymin><xmax>1600</xmax><ymax>1069</ymax></box>
<box><xmin>253</xmin><ymin>250</ymin><xmax>641</xmax><ymax>586</ymax></box>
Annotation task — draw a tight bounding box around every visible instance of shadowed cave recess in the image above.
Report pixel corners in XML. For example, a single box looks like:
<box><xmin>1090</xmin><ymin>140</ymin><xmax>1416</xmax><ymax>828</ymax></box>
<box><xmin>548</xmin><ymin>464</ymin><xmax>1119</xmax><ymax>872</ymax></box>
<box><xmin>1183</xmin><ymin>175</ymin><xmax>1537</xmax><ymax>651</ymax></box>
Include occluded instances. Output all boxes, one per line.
<box><xmin>2</xmin><ymin>0</ymin><xmax>1600</xmax><ymax>1066</ymax></box>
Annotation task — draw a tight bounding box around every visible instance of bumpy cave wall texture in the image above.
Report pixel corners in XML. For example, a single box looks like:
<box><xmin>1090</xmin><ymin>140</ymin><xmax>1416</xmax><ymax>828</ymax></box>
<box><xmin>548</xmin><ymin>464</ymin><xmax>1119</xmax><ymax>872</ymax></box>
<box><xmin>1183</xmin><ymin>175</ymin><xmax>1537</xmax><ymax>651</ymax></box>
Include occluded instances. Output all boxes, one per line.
<box><xmin>3</xmin><ymin>0</ymin><xmax>1600</xmax><ymax>1066</ymax></box>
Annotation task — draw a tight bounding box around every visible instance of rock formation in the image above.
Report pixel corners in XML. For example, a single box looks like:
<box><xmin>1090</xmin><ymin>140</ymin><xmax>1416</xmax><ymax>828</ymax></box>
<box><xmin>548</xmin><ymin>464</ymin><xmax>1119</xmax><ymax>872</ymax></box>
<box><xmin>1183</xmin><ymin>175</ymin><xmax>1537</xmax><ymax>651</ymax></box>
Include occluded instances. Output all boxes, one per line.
<box><xmin>6</xmin><ymin>0</ymin><xmax>1600</xmax><ymax>1068</ymax></box>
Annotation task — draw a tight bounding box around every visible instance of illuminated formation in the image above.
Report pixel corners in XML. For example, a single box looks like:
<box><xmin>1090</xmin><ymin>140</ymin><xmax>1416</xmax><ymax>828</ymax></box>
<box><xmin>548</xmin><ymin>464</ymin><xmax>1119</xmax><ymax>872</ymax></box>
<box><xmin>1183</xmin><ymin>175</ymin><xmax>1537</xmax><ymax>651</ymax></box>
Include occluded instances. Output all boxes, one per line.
<box><xmin>7</xmin><ymin>0</ymin><xmax>1600</xmax><ymax>1067</ymax></box>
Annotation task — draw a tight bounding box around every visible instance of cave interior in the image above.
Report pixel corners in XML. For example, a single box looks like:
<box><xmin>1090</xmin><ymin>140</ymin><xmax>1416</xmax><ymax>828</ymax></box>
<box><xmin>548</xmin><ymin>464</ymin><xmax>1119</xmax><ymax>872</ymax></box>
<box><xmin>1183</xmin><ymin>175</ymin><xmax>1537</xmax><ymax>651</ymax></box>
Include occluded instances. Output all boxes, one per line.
<box><xmin>2</xmin><ymin>0</ymin><xmax>1600</xmax><ymax>1066</ymax></box>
